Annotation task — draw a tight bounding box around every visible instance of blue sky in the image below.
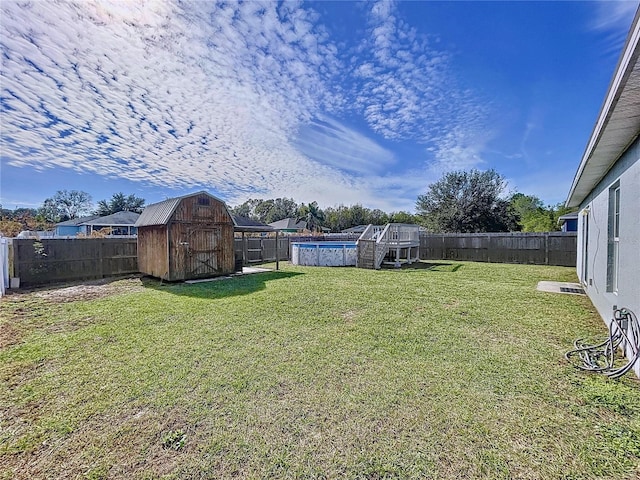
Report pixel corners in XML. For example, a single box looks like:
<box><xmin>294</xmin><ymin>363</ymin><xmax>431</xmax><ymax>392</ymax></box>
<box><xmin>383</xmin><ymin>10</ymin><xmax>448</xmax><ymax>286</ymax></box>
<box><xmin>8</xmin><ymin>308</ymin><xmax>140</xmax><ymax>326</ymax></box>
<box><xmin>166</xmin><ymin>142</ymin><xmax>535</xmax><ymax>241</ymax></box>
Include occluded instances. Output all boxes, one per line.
<box><xmin>1</xmin><ymin>1</ymin><xmax>638</xmax><ymax>213</ymax></box>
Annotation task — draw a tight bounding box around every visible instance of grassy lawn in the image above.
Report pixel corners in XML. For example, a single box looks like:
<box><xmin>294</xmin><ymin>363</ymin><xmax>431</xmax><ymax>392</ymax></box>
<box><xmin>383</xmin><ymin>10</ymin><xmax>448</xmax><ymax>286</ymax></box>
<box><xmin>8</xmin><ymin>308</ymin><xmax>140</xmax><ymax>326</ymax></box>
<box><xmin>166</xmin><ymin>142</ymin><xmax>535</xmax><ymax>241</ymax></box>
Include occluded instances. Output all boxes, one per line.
<box><xmin>1</xmin><ymin>261</ymin><xmax>639</xmax><ymax>479</ymax></box>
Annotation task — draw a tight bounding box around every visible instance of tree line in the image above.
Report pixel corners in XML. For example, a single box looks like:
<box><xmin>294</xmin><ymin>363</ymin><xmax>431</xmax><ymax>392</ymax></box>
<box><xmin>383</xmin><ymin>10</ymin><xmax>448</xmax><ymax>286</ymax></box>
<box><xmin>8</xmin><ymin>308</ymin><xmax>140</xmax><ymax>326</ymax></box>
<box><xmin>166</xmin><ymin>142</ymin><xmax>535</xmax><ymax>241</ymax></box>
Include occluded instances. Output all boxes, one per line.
<box><xmin>230</xmin><ymin>169</ymin><xmax>572</xmax><ymax>234</ymax></box>
<box><xmin>0</xmin><ymin>169</ymin><xmax>574</xmax><ymax>237</ymax></box>
<box><xmin>228</xmin><ymin>198</ymin><xmax>418</xmax><ymax>233</ymax></box>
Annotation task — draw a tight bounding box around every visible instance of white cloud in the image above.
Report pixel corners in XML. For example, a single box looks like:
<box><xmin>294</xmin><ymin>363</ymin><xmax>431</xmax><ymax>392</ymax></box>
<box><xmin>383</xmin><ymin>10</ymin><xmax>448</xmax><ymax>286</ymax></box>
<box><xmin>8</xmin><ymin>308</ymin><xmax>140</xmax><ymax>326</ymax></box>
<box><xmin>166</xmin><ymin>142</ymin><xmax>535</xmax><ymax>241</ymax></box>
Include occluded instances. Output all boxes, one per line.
<box><xmin>294</xmin><ymin>116</ymin><xmax>396</xmax><ymax>174</ymax></box>
<box><xmin>0</xmin><ymin>0</ymin><xmax>347</xmax><ymax>205</ymax></box>
<box><xmin>1</xmin><ymin>0</ymin><xmax>490</xmax><ymax>211</ymax></box>
<box><xmin>589</xmin><ymin>1</ymin><xmax>639</xmax><ymax>54</ymax></box>
<box><xmin>352</xmin><ymin>0</ymin><xmax>489</xmax><ymax>171</ymax></box>
<box><xmin>590</xmin><ymin>0</ymin><xmax>638</xmax><ymax>31</ymax></box>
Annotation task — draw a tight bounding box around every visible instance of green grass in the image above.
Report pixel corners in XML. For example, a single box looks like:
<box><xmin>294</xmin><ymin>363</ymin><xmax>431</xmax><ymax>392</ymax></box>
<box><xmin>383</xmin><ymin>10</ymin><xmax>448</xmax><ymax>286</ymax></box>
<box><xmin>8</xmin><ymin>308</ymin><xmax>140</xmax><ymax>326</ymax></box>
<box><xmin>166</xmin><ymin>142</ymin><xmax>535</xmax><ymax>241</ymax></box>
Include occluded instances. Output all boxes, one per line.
<box><xmin>1</xmin><ymin>261</ymin><xmax>639</xmax><ymax>479</ymax></box>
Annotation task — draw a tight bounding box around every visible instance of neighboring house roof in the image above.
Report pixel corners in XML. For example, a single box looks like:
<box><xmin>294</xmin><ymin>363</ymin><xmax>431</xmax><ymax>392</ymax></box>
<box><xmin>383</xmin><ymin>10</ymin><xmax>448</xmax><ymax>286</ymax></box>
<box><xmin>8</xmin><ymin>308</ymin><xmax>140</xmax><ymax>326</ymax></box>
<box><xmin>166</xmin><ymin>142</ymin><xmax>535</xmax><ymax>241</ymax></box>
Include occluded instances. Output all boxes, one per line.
<box><xmin>269</xmin><ymin>218</ymin><xmax>306</xmax><ymax>230</ymax></box>
<box><xmin>232</xmin><ymin>215</ymin><xmax>273</xmax><ymax>232</ymax></box>
<box><xmin>82</xmin><ymin>211</ymin><xmax>140</xmax><ymax>226</ymax></box>
<box><xmin>135</xmin><ymin>191</ymin><xmax>230</xmax><ymax>227</ymax></box>
<box><xmin>56</xmin><ymin>212</ymin><xmax>140</xmax><ymax>228</ymax></box>
<box><xmin>566</xmin><ymin>9</ymin><xmax>640</xmax><ymax>208</ymax></box>
<box><xmin>557</xmin><ymin>212</ymin><xmax>579</xmax><ymax>225</ymax></box>
<box><xmin>55</xmin><ymin>215</ymin><xmax>100</xmax><ymax>227</ymax></box>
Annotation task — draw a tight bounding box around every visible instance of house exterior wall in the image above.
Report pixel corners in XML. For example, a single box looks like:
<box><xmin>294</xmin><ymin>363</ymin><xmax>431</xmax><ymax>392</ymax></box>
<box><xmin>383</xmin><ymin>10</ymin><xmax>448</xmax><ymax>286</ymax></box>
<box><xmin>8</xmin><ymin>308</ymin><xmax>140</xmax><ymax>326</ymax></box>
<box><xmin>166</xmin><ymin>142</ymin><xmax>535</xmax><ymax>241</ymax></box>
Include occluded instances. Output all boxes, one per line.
<box><xmin>89</xmin><ymin>225</ymin><xmax>138</xmax><ymax>235</ymax></box>
<box><xmin>576</xmin><ymin>136</ymin><xmax>640</xmax><ymax>377</ymax></box>
<box><xmin>55</xmin><ymin>225</ymin><xmax>83</xmax><ymax>236</ymax></box>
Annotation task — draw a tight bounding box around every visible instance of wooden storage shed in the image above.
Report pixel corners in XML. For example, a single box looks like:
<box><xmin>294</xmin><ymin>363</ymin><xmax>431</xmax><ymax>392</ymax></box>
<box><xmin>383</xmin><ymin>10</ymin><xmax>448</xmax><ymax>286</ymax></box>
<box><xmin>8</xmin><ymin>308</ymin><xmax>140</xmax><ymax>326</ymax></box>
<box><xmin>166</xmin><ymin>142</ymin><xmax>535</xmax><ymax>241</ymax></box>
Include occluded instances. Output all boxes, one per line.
<box><xmin>135</xmin><ymin>191</ymin><xmax>235</xmax><ymax>281</ymax></box>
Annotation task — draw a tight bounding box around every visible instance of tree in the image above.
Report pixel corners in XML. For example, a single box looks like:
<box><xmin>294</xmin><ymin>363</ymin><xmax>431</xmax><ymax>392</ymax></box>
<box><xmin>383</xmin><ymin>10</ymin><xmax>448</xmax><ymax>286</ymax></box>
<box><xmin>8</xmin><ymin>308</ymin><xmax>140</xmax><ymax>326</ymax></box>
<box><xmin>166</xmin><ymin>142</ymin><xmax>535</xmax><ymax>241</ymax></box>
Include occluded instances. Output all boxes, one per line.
<box><xmin>95</xmin><ymin>192</ymin><xmax>145</xmax><ymax>216</ymax></box>
<box><xmin>324</xmin><ymin>205</ymin><xmax>352</xmax><ymax>232</ymax></box>
<box><xmin>367</xmin><ymin>208</ymin><xmax>390</xmax><ymax>226</ymax></box>
<box><xmin>0</xmin><ymin>219</ymin><xmax>23</xmax><ymax>237</ymax></box>
<box><xmin>0</xmin><ymin>205</ymin><xmax>53</xmax><ymax>233</ymax></box>
<box><xmin>297</xmin><ymin>201</ymin><xmax>325</xmax><ymax>232</ymax></box>
<box><xmin>229</xmin><ymin>199</ymin><xmax>262</xmax><ymax>220</ymax></box>
<box><xmin>40</xmin><ymin>190</ymin><xmax>92</xmax><ymax>221</ymax></box>
<box><xmin>389</xmin><ymin>211</ymin><xmax>418</xmax><ymax>224</ymax></box>
<box><xmin>252</xmin><ymin>198</ymin><xmax>298</xmax><ymax>224</ymax></box>
<box><xmin>509</xmin><ymin>193</ymin><xmax>547</xmax><ymax>231</ymax></box>
<box><xmin>509</xmin><ymin>193</ymin><xmax>574</xmax><ymax>232</ymax></box>
<box><xmin>416</xmin><ymin>169</ymin><xmax>518</xmax><ymax>232</ymax></box>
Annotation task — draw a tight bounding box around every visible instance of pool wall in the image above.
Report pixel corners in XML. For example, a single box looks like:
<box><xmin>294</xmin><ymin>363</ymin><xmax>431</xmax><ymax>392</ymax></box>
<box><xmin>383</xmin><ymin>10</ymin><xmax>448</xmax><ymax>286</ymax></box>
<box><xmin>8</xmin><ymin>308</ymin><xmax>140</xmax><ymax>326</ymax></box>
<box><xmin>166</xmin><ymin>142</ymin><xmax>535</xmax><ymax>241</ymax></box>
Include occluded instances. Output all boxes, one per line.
<box><xmin>291</xmin><ymin>242</ymin><xmax>357</xmax><ymax>266</ymax></box>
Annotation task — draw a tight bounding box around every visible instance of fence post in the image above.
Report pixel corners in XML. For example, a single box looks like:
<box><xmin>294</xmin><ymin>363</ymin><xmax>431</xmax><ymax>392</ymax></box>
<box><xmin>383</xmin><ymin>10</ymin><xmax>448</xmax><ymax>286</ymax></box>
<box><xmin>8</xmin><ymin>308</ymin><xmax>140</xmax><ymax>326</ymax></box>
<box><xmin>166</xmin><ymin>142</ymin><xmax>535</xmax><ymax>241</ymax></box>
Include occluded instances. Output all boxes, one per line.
<box><xmin>545</xmin><ymin>233</ymin><xmax>549</xmax><ymax>265</ymax></box>
<box><xmin>275</xmin><ymin>231</ymin><xmax>279</xmax><ymax>270</ymax></box>
<box><xmin>99</xmin><ymin>240</ymin><xmax>104</xmax><ymax>278</ymax></box>
<box><xmin>242</xmin><ymin>233</ymin><xmax>248</xmax><ymax>266</ymax></box>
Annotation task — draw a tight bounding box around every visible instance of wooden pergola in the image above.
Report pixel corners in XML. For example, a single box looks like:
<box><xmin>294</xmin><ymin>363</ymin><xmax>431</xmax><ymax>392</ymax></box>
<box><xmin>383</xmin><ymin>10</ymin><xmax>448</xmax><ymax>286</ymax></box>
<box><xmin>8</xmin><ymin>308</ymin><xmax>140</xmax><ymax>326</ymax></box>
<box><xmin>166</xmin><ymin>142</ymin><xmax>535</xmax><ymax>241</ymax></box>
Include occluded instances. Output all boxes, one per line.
<box><xmin>231</xmin><ymin>215</ymin><xmax>281</xmax><ymax>270</ymax></box>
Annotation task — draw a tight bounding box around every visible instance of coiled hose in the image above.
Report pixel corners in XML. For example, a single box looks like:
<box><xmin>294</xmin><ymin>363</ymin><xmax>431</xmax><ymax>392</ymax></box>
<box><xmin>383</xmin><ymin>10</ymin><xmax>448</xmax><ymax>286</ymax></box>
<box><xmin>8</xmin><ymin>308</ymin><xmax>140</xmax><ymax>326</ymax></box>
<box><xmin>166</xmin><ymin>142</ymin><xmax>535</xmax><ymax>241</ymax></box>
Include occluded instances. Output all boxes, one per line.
<box><xmin>566</xmin><ymin>307</ymin><xmax>640</xmax><ymax>379</ymax></box>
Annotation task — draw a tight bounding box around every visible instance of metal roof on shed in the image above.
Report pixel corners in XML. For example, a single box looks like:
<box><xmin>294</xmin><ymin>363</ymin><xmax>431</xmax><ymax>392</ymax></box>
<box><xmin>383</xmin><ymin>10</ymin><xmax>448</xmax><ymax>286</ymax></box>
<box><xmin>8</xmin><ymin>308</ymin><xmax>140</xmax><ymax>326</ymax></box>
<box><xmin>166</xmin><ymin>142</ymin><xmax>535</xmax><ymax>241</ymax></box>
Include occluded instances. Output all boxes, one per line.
<box><xmin>135</xmin><ymin>191</ymin><xmax>229</xmax><ymax>227</ymax></box>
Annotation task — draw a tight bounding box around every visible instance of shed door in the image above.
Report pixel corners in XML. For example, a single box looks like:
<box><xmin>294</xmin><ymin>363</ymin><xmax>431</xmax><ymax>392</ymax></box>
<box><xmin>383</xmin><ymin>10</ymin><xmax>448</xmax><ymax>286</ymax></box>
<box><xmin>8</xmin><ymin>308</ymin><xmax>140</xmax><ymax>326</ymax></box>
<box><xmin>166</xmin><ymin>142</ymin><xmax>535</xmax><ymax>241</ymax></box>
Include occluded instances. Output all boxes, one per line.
<box><xmin>185</xmin><ymin>227</ymin><xmax>222</xmax><ymax>278</ymax></box>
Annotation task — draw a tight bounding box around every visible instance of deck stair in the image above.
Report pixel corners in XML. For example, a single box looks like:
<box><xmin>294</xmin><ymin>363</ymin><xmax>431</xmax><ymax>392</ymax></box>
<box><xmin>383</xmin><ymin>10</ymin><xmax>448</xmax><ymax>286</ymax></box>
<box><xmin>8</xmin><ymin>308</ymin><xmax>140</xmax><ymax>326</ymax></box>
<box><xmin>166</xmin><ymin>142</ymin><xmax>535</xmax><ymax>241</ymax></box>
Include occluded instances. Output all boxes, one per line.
<box><xmin>356</xmin><ymin>223</ymin><xmax>420</xmax><ymax>269</ymax></box>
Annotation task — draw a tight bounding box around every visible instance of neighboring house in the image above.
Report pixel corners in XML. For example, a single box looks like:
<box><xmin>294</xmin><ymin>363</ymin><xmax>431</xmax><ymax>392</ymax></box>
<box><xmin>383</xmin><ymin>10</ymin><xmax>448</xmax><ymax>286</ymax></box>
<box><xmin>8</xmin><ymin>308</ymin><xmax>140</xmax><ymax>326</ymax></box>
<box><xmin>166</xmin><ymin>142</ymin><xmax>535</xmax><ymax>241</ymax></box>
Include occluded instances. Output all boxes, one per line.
<box><xmin>81</xmin><ymin>211</ymin><xmax>140</xmax><ymax>236</ymax></box>
<box><xmin>566</xmin><ymin>9</ymin><xmax>640</xmax><ymax>378</ymax></box>
<box><xmin>269</xmin><ymin>217</ymin><xmax>307</xmax><ymax>233</ymax></box>
<box><xmin>54</xmin><ymin>212</ymin><xmax>139</xmax><ymax>237</ymax></box>
<box><xmin>557</xmin><ymin>212</ymin><xmax>578</xmax><ymax>232</ymax></box>
<box><xmin>54</xmin><ymin>215</ymin><xmax>100</xmax><ymax>236</ymax></box>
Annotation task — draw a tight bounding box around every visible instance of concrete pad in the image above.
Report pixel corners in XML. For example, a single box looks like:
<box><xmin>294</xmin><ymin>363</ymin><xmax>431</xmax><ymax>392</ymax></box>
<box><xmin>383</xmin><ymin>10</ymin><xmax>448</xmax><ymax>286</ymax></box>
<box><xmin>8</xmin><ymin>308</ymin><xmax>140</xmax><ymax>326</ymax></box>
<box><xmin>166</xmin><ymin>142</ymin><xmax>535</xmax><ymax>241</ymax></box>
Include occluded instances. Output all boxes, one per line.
<box><xmin>185</xmin><ymin>276</ymin><xmax>232</xmax><ymax>284</ymax></box>
<box><xmin>184</xmin><ymin>267</ymin><xmax>272</xmax><ymax>284</ymax></box>
<box><xmin>537</xmin><ymin>281</ymin><xmax>586</xmax><ymax>295</ymax></box>
<box><xmin>238</xmin><ymin>267</ymin><xmax>271</xmax><ymax>275</ymax></box>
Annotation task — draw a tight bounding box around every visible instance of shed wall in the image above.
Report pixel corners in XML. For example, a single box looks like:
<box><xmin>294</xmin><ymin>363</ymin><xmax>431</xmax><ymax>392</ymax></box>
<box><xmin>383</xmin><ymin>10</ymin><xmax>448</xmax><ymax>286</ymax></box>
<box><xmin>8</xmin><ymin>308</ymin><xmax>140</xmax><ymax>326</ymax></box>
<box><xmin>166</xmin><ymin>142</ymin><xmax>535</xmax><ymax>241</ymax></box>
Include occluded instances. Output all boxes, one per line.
<box><xmin>167</xmin><ymin>224</ymin><xmax>234</xmax><ymax>280</ymax></box>
<box><xmin>165</xmin><ymin>194</ymin><xmax>234</xmax><ymax>281</ymax></box>
<box><xmin>137</xmin><ymin>226</ymin><xmax>169</xmax><ymax>279</ymax></box>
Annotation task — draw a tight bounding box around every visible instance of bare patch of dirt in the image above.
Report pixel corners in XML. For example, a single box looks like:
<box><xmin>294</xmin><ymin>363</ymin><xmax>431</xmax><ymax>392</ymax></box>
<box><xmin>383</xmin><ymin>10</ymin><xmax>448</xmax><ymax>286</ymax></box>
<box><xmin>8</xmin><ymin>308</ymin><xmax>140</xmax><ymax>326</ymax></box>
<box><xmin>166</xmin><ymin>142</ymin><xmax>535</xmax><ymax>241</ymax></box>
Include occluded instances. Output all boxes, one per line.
<box><xmin>0</xmin><ymin>322</ymin><xmax>23</xmax><ymax>349</ymax></box>
<box><xmin>44</xmin><ymin>317</ymin><xmax>98</xmax><ymax>334</ymax></box>
<box><xmin>340</xmin><ymin>310</ymin><xmax>358</xmax><ymax>323</ymax></box>
<box><xmin>0</xmin><ymin>276</ymin><xmax>145</xmax><ymax>349</ymax></box>
<box><xmin>31</xmin><ymin>276</ymin><xmax>145</xmax><ymax>303</ymax></box>
<box><xmin>443</xmin><ymin>300</ymin><xmax>461</xmax><ymax>309</ymax></box>
<box><xmin>1</xmin><ymin>359</ymin><xmax>48</xmax><ymax>389</ymax></box>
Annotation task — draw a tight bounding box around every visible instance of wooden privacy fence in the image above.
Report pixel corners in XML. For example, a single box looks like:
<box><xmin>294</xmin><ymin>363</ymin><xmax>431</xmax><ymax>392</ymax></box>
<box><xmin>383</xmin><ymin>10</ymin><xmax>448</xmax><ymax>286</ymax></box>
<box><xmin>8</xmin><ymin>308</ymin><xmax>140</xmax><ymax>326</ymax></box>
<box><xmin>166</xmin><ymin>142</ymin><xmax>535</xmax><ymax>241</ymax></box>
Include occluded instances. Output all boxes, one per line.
<box><xmin>234</xmin><ymin>237</ymin><xmax>290</xmax><ymax>264</ymax></box>
<box><xmin>420</xmin><ymin>232</ymin><xmax>577</xmax><ymax>266</ymax></box>
<box><xmin>7</xmin><ymin>232</ymin><xmax>577</xmax><ymax>288</ymax></box>
<box><xmin>10</xmin><ymin>238</ymin><xmax>138</xmax><ymax>287</ymax></box>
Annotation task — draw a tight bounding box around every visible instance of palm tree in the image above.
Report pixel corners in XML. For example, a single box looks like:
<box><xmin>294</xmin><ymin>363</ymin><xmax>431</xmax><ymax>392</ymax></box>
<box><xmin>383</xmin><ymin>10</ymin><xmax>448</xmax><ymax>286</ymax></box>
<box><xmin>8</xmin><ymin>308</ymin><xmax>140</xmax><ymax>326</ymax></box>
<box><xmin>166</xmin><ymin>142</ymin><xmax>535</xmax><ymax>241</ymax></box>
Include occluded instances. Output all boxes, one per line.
<box><xmin>297</xmin><ymin>202</ymin><xmax>325</xmax><ymax>233</ymax></box>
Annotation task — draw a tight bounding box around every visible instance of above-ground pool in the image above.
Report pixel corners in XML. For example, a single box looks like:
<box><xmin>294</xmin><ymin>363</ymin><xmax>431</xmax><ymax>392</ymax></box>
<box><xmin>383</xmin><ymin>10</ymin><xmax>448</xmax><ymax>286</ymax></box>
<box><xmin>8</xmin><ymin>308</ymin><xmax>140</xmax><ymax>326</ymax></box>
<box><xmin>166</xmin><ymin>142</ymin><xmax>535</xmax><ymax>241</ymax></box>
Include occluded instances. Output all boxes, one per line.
<box><xmin>291</xmin><ymin>242</ymin><xmax>357</xmax><ymax>266</ymax></box>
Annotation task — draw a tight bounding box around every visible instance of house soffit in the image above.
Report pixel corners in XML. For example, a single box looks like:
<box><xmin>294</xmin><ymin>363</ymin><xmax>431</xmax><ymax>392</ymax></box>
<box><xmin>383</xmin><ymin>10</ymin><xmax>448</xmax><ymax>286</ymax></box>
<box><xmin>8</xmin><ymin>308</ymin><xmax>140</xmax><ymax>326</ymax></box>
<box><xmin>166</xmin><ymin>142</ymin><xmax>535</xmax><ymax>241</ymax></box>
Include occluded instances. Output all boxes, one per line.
<box><xmin>567</xmin><ymin>12</ymin><xmax>640</xmax><ymax>208</ymax></box>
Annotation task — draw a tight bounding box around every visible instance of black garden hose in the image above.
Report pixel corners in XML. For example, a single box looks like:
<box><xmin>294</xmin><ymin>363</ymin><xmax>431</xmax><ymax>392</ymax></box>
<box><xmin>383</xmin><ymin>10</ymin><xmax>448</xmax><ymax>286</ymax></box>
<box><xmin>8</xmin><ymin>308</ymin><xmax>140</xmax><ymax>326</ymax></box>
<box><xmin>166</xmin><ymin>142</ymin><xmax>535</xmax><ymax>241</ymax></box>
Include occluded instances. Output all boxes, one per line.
<box><xmin>566</xmin><ymin>308</ymin><xmax>640</xmax><ymax>379</ymax></box>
